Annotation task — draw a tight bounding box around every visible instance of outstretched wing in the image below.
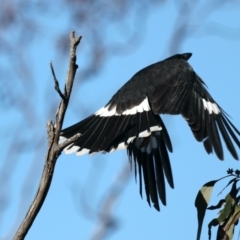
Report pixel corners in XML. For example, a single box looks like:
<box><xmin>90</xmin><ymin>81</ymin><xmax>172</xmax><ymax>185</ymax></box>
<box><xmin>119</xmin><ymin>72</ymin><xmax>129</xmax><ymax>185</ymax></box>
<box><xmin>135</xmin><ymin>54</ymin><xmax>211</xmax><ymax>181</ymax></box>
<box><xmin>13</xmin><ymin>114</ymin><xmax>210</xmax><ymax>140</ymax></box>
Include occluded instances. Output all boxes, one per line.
<box><xmin>61</xmin><ymin>52</ymin><xmax>240</xmax><ymax>211</ymax></box>
<box><xmin>146</xmin><ymin>57</ymin><xmax>239</xmax><ymax>160</ymax></box>
<box><xmin>60</xmin><ymin>96</ymin><xmax>174</xmax><ymax>211</ymax></box>
<box><xmin>181</xmin><ymin>74</ymin><xmax>240</xmax><ymax>160</ymax></box>
<box><xmin>61</xmin><ymin>53</ymin><xmax>193</xmax><ymax>153</ymax></box>
<box><xmin>61</xmin><ymin>97</ymin><xmax>161</xmax><ymax>154</ymax></box>
<box><xmin>60</xmin><ymin>53</ymin><xmax>194</xmax><ymax>211</ymax></box>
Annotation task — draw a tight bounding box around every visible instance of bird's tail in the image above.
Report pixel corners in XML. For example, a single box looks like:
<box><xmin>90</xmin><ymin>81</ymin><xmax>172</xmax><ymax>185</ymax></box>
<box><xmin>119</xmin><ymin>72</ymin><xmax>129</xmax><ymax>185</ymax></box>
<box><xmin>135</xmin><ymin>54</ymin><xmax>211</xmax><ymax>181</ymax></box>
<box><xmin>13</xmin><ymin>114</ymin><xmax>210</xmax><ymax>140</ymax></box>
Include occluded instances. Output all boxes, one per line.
<box><xmin>127</xmin><ymin>116</ymin><xmax>174</xmax><ymax>211</ymax></box>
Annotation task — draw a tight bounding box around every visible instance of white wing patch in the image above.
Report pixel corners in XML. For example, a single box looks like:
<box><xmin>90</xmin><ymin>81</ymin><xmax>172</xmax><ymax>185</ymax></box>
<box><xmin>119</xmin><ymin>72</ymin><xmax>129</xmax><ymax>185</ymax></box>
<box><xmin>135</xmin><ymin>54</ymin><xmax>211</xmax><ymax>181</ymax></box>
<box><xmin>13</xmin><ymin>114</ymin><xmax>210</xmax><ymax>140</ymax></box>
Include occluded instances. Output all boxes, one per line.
<box><xmin>60</xmin><ymin>124</ymin><xmax>162</xmax><ymax>156</ymax></box>
<box><xmin>76</xmin><ymin>148</ymin><xmax>90</xmax><ymax>156</ymax></box>
<box><xmin>60</xmin><ymin>136</ymin><xmax>87</xmax><ymax>156</ymax></box>
<box><xmin>60</xmin><ymin>95</ymin><xmax>162</xmax><ymax>156</ymax></box>
<box><xmin>108</xmin><ymin>126</ymin><xmax>162</xmax><ymax>153</ymax></box>
<box><xmin>127</xmin><ymin>136</ymin><xmax>136</xmax><ymax>144</ymax></box>
<box><xmin>59</xmin><ymin>136</ymin><xmax>67</xmax><ymax>144</ymax></box>
<box><xmin>138</xmin><ymin>126</ymin><xmax>162</xmax><ymax>137</ymax></box>
<box><xmin>109</xmin><ymin>136</ymin><xmax>136</xmax><ymax>153</ymax></box>
<box><xmin>65</xmin><ymin>145</ymin><xmax>80</xmax><ymax>154</ymax></box>
<box><xmin>60</xmin><ymin>136</ymin><xmax>80</xmax><ymax>154</ymax></box>
<box><xmin>95</xmin><ymin>97</ymin><xmax>151</xmax><ymax>117</ymax></box>
<box><xmin>202</xmin><ymin>99</ymin><xmax>220</xmax><ymax>114</ymax></box>
<box><xmin>63</xmin><ymin>144</ymin><xmax>90</xmax><ymax>156</ymax></box>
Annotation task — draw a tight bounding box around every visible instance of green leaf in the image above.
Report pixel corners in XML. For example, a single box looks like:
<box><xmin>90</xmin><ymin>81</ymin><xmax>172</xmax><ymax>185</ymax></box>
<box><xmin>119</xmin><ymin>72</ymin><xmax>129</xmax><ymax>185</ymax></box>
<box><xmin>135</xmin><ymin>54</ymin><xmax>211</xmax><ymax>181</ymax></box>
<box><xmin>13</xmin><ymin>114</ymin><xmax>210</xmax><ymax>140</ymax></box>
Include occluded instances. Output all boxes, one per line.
<box><xmin>217</xmin><ymin>181</ymin><xmax>238</xmax><ymax>224</ymax></box>
<box><xmin>217</xmin><ymin>194</ymin><xmax>234</xmax><ymax>224</ymax></box>
<box><xmin>213</xmin><ymin>181</ymin><xmax>240</xmax><ymax>240</ymax></box>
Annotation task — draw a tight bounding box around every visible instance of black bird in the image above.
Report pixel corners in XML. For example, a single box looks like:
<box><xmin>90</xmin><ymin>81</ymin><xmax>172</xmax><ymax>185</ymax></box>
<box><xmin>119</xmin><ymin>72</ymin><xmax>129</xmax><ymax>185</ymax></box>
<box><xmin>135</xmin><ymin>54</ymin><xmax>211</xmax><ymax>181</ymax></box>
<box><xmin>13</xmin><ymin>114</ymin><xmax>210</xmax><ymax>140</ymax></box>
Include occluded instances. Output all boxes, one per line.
<box><xmin>60</xmin><ymin>53</ymin><xmax>240</xmax><ymax>211</ymax></box>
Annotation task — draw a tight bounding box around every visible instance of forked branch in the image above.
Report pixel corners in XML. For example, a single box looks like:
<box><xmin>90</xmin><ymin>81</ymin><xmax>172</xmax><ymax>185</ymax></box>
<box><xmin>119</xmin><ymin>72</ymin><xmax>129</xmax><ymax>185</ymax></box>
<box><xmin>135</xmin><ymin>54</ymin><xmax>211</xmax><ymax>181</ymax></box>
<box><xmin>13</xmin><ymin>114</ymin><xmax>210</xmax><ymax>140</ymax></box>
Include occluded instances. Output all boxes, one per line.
<box><xmin>14</xmin><ymin>31</ymin><xmax>82</xmax><ymax>240</ymax></box>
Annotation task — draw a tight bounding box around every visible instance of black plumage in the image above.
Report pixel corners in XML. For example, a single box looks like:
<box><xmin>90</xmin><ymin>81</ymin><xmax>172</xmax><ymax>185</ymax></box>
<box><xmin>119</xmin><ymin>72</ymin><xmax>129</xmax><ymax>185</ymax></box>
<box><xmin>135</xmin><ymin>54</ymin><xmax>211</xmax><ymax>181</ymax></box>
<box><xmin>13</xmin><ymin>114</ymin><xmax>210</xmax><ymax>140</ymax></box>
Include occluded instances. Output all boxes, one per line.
<box><xmin>60</xmin><ymin>53</ymin><xmax>240</xmax><ymax>211</ymax></box>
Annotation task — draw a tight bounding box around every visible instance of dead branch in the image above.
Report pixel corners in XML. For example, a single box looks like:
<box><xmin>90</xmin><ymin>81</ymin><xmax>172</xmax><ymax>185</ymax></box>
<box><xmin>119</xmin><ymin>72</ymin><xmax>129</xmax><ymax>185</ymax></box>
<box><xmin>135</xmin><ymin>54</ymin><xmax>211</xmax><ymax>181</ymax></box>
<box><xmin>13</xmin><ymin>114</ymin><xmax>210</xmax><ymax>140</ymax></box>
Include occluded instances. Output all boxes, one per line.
<box><xmin>13</xmin><ymin>31</ymin><xmax>81</xmax><ymax>240</ymax></box>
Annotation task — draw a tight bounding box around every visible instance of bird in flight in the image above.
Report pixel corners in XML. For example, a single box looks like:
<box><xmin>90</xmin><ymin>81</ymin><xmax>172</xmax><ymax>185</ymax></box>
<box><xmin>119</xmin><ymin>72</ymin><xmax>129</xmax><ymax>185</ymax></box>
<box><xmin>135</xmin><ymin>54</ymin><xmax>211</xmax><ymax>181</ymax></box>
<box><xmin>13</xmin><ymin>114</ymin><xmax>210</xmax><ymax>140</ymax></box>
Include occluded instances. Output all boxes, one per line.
<box><xmin>60</xmin><ymin>53</ymin><xmax>240</xmax><ymax>211</ymax></box>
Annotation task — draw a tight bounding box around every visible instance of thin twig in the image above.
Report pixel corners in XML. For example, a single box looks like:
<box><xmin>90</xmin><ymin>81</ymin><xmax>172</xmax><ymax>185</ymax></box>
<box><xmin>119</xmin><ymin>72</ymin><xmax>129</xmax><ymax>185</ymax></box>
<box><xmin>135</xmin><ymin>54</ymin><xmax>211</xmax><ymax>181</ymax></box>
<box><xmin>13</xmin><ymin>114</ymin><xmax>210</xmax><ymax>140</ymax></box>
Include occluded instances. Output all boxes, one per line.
<box><xmin>13</xmin><ymin>31</ymin><xmax>82</xmax><ymax>240</ymax></box>
<box><xmin>50</xmin><ymin>62</ymin><xmax>66</xmax><ymax>100</ymax></box>
<box><xmin>54</xmin><ymin>33</ymin><xmax>82</xmax><ymax>143</ymax></box>
<box><xmin>58</xmin><ymin>133</ymin><xmax>81</xmax><ymax>152</ymax></box>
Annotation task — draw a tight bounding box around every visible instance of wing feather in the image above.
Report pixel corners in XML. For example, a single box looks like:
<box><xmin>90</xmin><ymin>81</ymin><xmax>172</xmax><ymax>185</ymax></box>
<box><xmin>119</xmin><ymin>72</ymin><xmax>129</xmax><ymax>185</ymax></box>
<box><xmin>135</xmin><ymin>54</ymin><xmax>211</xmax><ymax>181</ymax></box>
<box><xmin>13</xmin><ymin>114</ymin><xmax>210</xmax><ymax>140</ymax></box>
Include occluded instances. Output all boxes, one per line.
<box><xmin>182</xmin><ymin>74</ymin><xmax>239</xmax><ymax>160</ymax></box>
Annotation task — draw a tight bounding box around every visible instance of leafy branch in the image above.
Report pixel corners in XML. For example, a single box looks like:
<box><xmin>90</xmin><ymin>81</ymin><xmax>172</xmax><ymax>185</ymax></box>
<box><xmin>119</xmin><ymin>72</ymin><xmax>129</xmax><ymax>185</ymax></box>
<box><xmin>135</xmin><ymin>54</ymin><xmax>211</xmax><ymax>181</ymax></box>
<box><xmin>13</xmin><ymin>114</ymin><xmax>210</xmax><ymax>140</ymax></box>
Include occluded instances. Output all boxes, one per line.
<box><xmin>195</xmin><ymin>169</ymin><xmax>240</xmax><ymax>240</ymax></box>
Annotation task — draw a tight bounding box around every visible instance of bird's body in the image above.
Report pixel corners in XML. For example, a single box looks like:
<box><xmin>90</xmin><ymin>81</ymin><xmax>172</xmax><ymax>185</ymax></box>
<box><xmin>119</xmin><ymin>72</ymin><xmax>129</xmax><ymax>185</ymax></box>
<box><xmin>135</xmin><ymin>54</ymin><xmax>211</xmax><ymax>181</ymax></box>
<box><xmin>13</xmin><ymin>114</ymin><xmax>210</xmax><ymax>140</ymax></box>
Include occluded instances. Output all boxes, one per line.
<box><xmin>60</xmin><ymin>53</ymin><xmax>240</xmax><ymax>211</ymax></box>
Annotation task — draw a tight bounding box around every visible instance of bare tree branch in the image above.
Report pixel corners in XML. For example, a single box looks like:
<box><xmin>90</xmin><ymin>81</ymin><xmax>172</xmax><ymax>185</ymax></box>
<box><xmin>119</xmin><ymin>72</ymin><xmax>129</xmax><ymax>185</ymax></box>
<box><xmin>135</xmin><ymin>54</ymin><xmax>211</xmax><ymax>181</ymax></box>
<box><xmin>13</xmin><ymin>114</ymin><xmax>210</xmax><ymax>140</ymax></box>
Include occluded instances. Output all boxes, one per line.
<box><xmin>58</xmin><ymin>133</ymin><xmax>81</xmax><ymax>151</ymax></box>
<box><xmin>13</xmin><ymin>31</ymin><xmax>81</xmax><ymax>240</ymax></box>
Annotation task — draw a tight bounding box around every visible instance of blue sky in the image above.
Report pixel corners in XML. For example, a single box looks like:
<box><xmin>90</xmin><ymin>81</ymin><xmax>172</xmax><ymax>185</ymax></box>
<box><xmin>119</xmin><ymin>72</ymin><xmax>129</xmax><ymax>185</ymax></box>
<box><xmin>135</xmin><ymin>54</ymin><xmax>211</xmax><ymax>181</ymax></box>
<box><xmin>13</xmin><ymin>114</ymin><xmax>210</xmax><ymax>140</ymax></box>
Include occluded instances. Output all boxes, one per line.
<box><xmin>1</xmin><ymin>1</ymin><xmax>240</xmax><ymax>240</ymax></box>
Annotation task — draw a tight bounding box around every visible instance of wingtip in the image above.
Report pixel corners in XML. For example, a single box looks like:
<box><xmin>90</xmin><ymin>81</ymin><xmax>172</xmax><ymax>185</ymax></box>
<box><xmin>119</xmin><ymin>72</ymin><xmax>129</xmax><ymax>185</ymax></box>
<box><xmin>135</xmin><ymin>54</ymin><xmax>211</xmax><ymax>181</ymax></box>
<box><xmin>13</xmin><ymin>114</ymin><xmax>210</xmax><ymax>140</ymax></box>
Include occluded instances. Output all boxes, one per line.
<box><xmin>154</xmin><ymin>204</ymin><xmax>160</xmax><ymax>211</ymax></box>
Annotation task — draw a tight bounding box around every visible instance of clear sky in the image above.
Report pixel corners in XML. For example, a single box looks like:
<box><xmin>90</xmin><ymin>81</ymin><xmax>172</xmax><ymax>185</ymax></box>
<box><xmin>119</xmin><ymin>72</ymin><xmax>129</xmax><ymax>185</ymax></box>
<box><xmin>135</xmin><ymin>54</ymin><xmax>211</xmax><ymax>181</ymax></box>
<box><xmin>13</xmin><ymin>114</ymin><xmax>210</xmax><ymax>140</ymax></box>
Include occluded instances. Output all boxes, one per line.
<box><xmin>1</xmin><ymin>1</ymin><xmax>240</xmax><ymax>240</ymax></box>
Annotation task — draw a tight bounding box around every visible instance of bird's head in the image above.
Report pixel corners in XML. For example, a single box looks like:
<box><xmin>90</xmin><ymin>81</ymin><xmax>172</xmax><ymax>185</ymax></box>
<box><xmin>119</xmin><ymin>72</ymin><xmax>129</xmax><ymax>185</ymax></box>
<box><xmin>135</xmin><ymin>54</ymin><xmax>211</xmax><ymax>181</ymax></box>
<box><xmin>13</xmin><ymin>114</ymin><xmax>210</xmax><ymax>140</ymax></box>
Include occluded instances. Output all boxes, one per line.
<box><xmin>180</xmin><ymin>53</ymin><xmax>192</xmax><ymax>61</ymax></box>
<box><xmin>164</xmin><ymin>52</ymin><xmax>192</xmax><ymax>62</ymax></box>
